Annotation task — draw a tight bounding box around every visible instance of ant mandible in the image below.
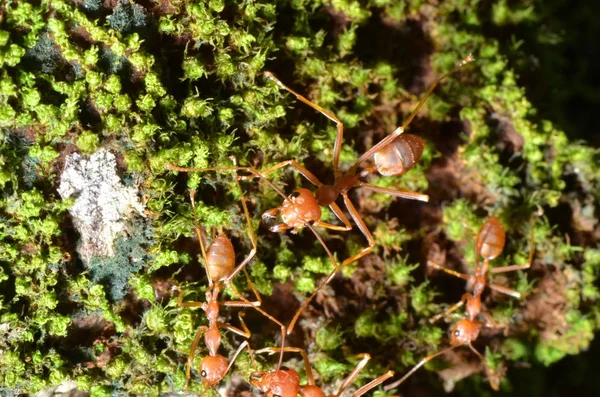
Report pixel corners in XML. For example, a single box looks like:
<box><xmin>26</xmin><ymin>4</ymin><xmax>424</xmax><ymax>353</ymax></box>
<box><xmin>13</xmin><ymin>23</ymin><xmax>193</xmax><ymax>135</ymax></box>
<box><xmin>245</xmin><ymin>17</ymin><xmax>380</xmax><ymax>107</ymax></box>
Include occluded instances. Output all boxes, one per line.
<box><xmin>250</xmin><ymin>346</ymin><xmax>395</xmax><ymax>397</ymax></box>
<box><xmin>384</xmin><ymin>216</ymin><xmax>535</xmax><ymax>391</ymax></box>
<box><xmin>173</xmin><ymin>169</ymin><xmax>288</xmax><ymax>391</ymax></box>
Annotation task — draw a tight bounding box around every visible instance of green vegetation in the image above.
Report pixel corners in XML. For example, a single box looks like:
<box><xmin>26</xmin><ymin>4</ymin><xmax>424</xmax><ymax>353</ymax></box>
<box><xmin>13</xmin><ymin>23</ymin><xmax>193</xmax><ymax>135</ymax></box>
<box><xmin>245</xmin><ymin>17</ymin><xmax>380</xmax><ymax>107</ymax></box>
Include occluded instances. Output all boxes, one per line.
<box><xmin>0</xmin><ymin>0</ymin><xmax>599</xmax><ymax>395</ymax></box>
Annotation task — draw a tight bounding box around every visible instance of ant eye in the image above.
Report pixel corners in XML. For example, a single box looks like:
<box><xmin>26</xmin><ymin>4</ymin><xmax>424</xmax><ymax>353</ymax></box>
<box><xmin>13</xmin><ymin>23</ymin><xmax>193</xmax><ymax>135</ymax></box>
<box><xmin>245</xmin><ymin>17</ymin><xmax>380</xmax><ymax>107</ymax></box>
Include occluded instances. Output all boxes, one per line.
<box><xmin>454</xmin><ymin>330</ymin><xmax>460</xmax><ymax>337</ymax></box>
<box><xmin>290</xmin><ymin>191</ymin><xmax>301</xmax><ymax>199</ymax></box>
<box><xmin>281</xmin><ymin>366</ymin><xmax>290</xmax><ymax>371</ymax></box>
<box><xmin>201</xmin><ymin>370</ymin><xmax>207</xmax><ymax>377</ymax></box>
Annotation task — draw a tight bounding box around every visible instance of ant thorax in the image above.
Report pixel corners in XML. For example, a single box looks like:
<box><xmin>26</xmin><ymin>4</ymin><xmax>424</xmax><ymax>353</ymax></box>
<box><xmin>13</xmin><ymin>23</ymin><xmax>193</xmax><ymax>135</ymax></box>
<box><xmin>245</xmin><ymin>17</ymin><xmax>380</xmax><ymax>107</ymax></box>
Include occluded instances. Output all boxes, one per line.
<box><xmin>315</xmin><ymin>185</ymin><xmax>339</xmax><ymax>206</ymax></box>
<box><xmin>300</xmin><ymin>384</ymin><xmax>327</xmax><ymax>397</ymax></box>
<box><xmin>465</xmin><ymin>294</ymin><xmax>483</xmax><ymax>320</ymax></box>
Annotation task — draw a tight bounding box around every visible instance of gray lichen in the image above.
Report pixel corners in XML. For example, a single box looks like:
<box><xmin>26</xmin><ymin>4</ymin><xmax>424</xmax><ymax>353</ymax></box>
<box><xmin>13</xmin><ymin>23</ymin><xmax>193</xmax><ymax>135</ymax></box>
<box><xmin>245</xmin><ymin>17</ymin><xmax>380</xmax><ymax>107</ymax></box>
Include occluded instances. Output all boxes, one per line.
<box><xmin>57</xmin><ymin>148</ymin><xmax>145</xmax><ymax>264</ymax></box>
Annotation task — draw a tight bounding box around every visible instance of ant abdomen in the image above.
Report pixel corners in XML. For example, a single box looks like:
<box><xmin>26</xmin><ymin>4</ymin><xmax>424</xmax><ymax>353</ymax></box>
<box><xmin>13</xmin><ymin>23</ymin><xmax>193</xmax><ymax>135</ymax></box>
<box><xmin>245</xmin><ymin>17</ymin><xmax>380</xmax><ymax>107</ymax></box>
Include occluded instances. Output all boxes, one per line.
<box><xmin>301</xmin><ymin>385</ymin><xmax>327</xmax><ymax>397</ymax></box>
<box><xmin>373</xmin><ymin>134</ymin><xmax>425</xmax><ymax>176</ymax></box>
<box><xmin>206</xmin><ymin>235</ymin><xmax>236</xmax><ymax>282</ymax></box>
<box><xmin>476</xmin><ymin>216</ymin><xmax>506</xmax><ymax>260</ymax></box>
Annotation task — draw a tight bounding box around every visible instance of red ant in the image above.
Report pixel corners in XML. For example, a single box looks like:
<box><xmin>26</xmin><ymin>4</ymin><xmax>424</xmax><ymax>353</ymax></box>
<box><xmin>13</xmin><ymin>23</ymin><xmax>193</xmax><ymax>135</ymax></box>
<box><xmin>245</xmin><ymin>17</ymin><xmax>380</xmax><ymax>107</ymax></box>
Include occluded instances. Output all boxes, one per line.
<box><xmin>166</xmin><ymin>163</ymin><xmax>341</xmax><ymax>342</ymax></box>
<box><xmin>428</xmin><ymin>216</ymin><xmax>535</xmax><ymax>313</ymax></box>
<box><xmin>173</xmin><ymin>169</ymin><xmax>287</xmax><ymax>392</ymax></box>
<box><xmin>252</xmin><ymin>54</ymin><xmax>475</xmax><ymax>334</ymax></box>
<box><xmin>384</xmin><ymin>216</ymin><xmax>535</xmax><ymax>391</ymax></box>
<box><xmin>168</xmin><ymin>55</ymin><xmax>474</xmax><ymax>337</ymax></box>
<box><xmin>250</xmin><ymin>346</ymin><xmax>395</xmax><ymax>397</ymax></box>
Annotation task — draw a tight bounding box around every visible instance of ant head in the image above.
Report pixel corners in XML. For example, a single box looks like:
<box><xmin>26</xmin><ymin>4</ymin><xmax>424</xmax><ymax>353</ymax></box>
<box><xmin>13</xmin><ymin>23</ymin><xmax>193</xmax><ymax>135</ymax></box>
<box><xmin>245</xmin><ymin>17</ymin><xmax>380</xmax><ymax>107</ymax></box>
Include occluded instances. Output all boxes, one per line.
<box><xmin>281</xmin><ymin>189</ymin><xmax>321</xmax><ymax>226</ymax></box>
<box><xmin>249</xmin><ymin>368</ymin><xmax>300</xmax><ymax>397</ymax></box>
<box><xmin>449</xmin><ymin>319</ymin><xmax>481</xmax><ymax>346</ymax></box>
<box><xmin>199</xmin><ymin>355</ymin><xmax>229</xmax><ymax>388</ymax></box>
<box><xmin>287</xmin><ymin>188</ymin><xmax>312</xmax><ymax>203</ymax></box>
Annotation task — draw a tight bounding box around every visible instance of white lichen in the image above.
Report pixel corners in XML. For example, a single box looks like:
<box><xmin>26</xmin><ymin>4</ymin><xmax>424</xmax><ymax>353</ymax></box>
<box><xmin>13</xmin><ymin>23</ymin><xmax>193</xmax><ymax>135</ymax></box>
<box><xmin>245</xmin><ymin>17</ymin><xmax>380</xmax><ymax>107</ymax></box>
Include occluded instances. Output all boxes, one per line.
<box><xmin>58</xmin><ymin>148</ymin><xmax>145</xmax><ymax>264</ymax></box>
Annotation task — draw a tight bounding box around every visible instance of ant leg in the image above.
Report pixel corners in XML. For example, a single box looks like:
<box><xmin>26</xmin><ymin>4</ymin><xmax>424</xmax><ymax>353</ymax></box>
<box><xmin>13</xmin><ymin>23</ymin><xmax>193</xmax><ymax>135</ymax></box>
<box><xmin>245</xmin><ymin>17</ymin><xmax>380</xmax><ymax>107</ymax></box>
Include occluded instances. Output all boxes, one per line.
<box><xmin>265</xmin><ymin>72</ymin><xmax>345</xmax><ymax>176</ymax></box>
<box><xmin>384</xmin><ymin>345</ymin><xmax>458</xmax><ymax>391</ymax></box>
<box><xmin>336</xmin><ymin>354</ymin><xmax>392</xmax><ymax>397</ymax></box>
<box><xmin>490</xmin><ymin>263</ymin><xmax>531</xmax><ymax>274</ymax></box>
<box><xmin>167</xmin><ymin>163</ymin><xmax>291</xmax><ymax>204</ymax></box>
<box><xmin>269</xmin><ymin>223</ymin><xmax>292</xmax><ymax>233</ymax></box>
<box><xmin>184</xmin><ymin>325</ymin><xmax>208</xmax><ymax>392</ymax></box>
<box><xmin>329</xmin><ymin>202</ymin><xmax>352</xmax><ymax>229</ymax></box>
<box><xmin>188</xmin><ymin>190</ymin><xmax>213</xmax><ymax>286</ymax></box>
<box><xmin>286</xmin><ymin>222</ymin><xmax>339</xmax><ymax>336</ymax></box>
<box><xmin>225</xmin><ymin>246</ymin><xmax>257</xmax><ymax>287</ymax></box>
<box><xmin>353</xmin><ymin>371</ymin><xmax>395</xmax><ymax>397</ymax></box>
<box><xmin>488</xmin><ymin>283</ymin><xmax>521</xmax><ymax>299</ymax></box>
<box><xmin>256</xmin><ymin>160</ymin><xmax>324</xmax><ymax>187</ymax></box>
<box><xmin>359</xmin><ymin>182</ymin><xmax>429</xmax><ymax>202</ymax></box>
<box><xmin>288</xmin><ymin>196</ymin><xmax>374</xmax><ymax>335</ymax></box>
<box><xmin>351</xmin><ymin>55</ymin><xmax>474</xmax><ymax>172</ymax></box>
<box><xmin>224</xmin><ymin>340</ymin><xmax>256</xmax><ymax>376</ymax></box>
<box><xmin>336</xmin><ymin>353</ymin><xmax>371</xmax><ymax>396</ymax></box>
<box><xmin>255</xmin><ymin>346</ymin><xmax>316</xmax><ymax>386</ymax></box>
<box><xmin>340</xmin><ymin>193</ymin><xmax>376</xmax><ymax>267</ymax></box>
<box><xmin>467</xmin><ymin>343</ymin><xmax>485</xmax><ymax>362</ymax></box>
<box><xmin>217</xmin><ymin>313</ymin><xmax>252</xmax><ymax>339</ymax></box>
<box><xmin>223</xmin><ymin>281</ymin><xmax>287</xmax><ymax>371</ymax></box>
<box><xmin>429</xmin><ymin>295</ymin><xmax>468</xmax><ymax>324</ymax></box>
<box><xmin>313</xmin><ymin>221</ymin><xmax>352</xmax><ymax>231</ymax></box>
<box><xmin>491</xmin><ymin>226</ymin><xmax>535</xmax><ymax>274</ymax></box>
<box><xmin>427</xmin><ymin>260</ymin><xmax>471</xmax><ymax>282</ymax></box>
<box><xmin>241</xmin><ymin>268</ymin><xmax>262</xmax><ymax>306</ymax></box>
<box><xmin>312</xmin><ymin>203</ymin><xmax>353</xmax><ymax>231</ymax></box>
<box><xmin>222</xmin><ymin>267</ymin><xmax>266</xmax><ymax>314</ymax></box>
<box><xmin>225</xmin><ymin>172</ymin><xmax>258</xmax><ymax>283</ymax></box>
<box><xmin>176</xmin><ymin>288</ymin><xmax>204</xmax><ymax>308</ymax></box>
<box><xmin>480</xmin><ymin>311</ymin><xmax>507</xmax><ymax>333</ymax></box>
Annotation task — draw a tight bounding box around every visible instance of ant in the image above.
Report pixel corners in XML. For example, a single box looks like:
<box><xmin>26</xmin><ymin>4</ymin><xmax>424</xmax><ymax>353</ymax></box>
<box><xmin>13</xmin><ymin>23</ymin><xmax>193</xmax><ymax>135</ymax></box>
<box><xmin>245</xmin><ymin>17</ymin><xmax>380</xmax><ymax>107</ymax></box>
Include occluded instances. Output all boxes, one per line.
<box><xmin>384</xmin><ymin>216</ymin><xmax>535</xmax><ymax>391</ymax></box>
<box><xmin>173</xmin><ymin>169</ymin><xmax>287</xmax><ymax>392</ymax></box>
<box><xmin>251</xmin><ymin>54</ymin><xmax>475</xmax><ymax>333</ymax></box>
<box><xmin>166</xmin><ymin>162</ymin><xmax>341</xmax><ymax>341</ymax></box>
<box><xmin>428</xmin><ymin>216</ymin><xmax>535</xmax><ymax>316</ymax></box>
<box><xmin>250</xmin><ymin>346</ymin><xmax>395</xmax><ymax>397</ymax></box>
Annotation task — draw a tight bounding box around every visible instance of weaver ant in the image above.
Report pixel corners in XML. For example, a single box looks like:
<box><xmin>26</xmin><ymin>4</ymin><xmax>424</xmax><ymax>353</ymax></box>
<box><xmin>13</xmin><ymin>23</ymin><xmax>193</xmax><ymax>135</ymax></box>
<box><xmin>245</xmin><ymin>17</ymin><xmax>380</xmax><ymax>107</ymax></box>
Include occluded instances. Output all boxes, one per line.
<box><xmin>384</xmin><ymin>216</ymin><xmax>535</xmax><ymax>391</ymax></box>
<box><xmin>173</xmin><ymin>169</ymin><xmax>287</xmax><ymax>391</ymax></box>
<box><xmin>428</xmin><ymin>216</ymin><xmax>535</xmax><ymax>310</ymax></box>
<box><xmin>252</xmin><ymin>54</ymin><xmax>474</xmax><ymax>333</ymax></box>
<box><xmin>250</xmin><ymin>346</ymin><xmax>395</xmax><ymax>397</ymax></box>
<box><xmin>166</xmin><ymin>162</ymin><xmax>341</xmax><ymax>341</ymax></box>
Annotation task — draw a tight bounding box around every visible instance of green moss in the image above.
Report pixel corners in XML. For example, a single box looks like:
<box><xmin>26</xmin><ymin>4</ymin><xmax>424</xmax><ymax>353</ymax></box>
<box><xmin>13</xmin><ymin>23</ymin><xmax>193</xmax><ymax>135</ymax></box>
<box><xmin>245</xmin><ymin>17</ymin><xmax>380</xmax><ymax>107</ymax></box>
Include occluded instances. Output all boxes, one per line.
<box><xmin>1</xmin><ymin>0</ymin><xmax>599</xmax><ymax>394</ymax></box>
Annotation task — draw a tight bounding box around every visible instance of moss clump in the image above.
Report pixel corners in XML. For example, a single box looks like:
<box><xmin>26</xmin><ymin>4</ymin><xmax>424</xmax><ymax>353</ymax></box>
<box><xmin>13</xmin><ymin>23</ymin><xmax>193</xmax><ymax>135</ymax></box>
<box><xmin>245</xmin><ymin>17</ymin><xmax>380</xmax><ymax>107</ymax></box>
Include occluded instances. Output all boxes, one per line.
<box><xmin>1</xmin><ymin>0</ymin><xmax>599</xmax><ymax>395</ymax></box>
